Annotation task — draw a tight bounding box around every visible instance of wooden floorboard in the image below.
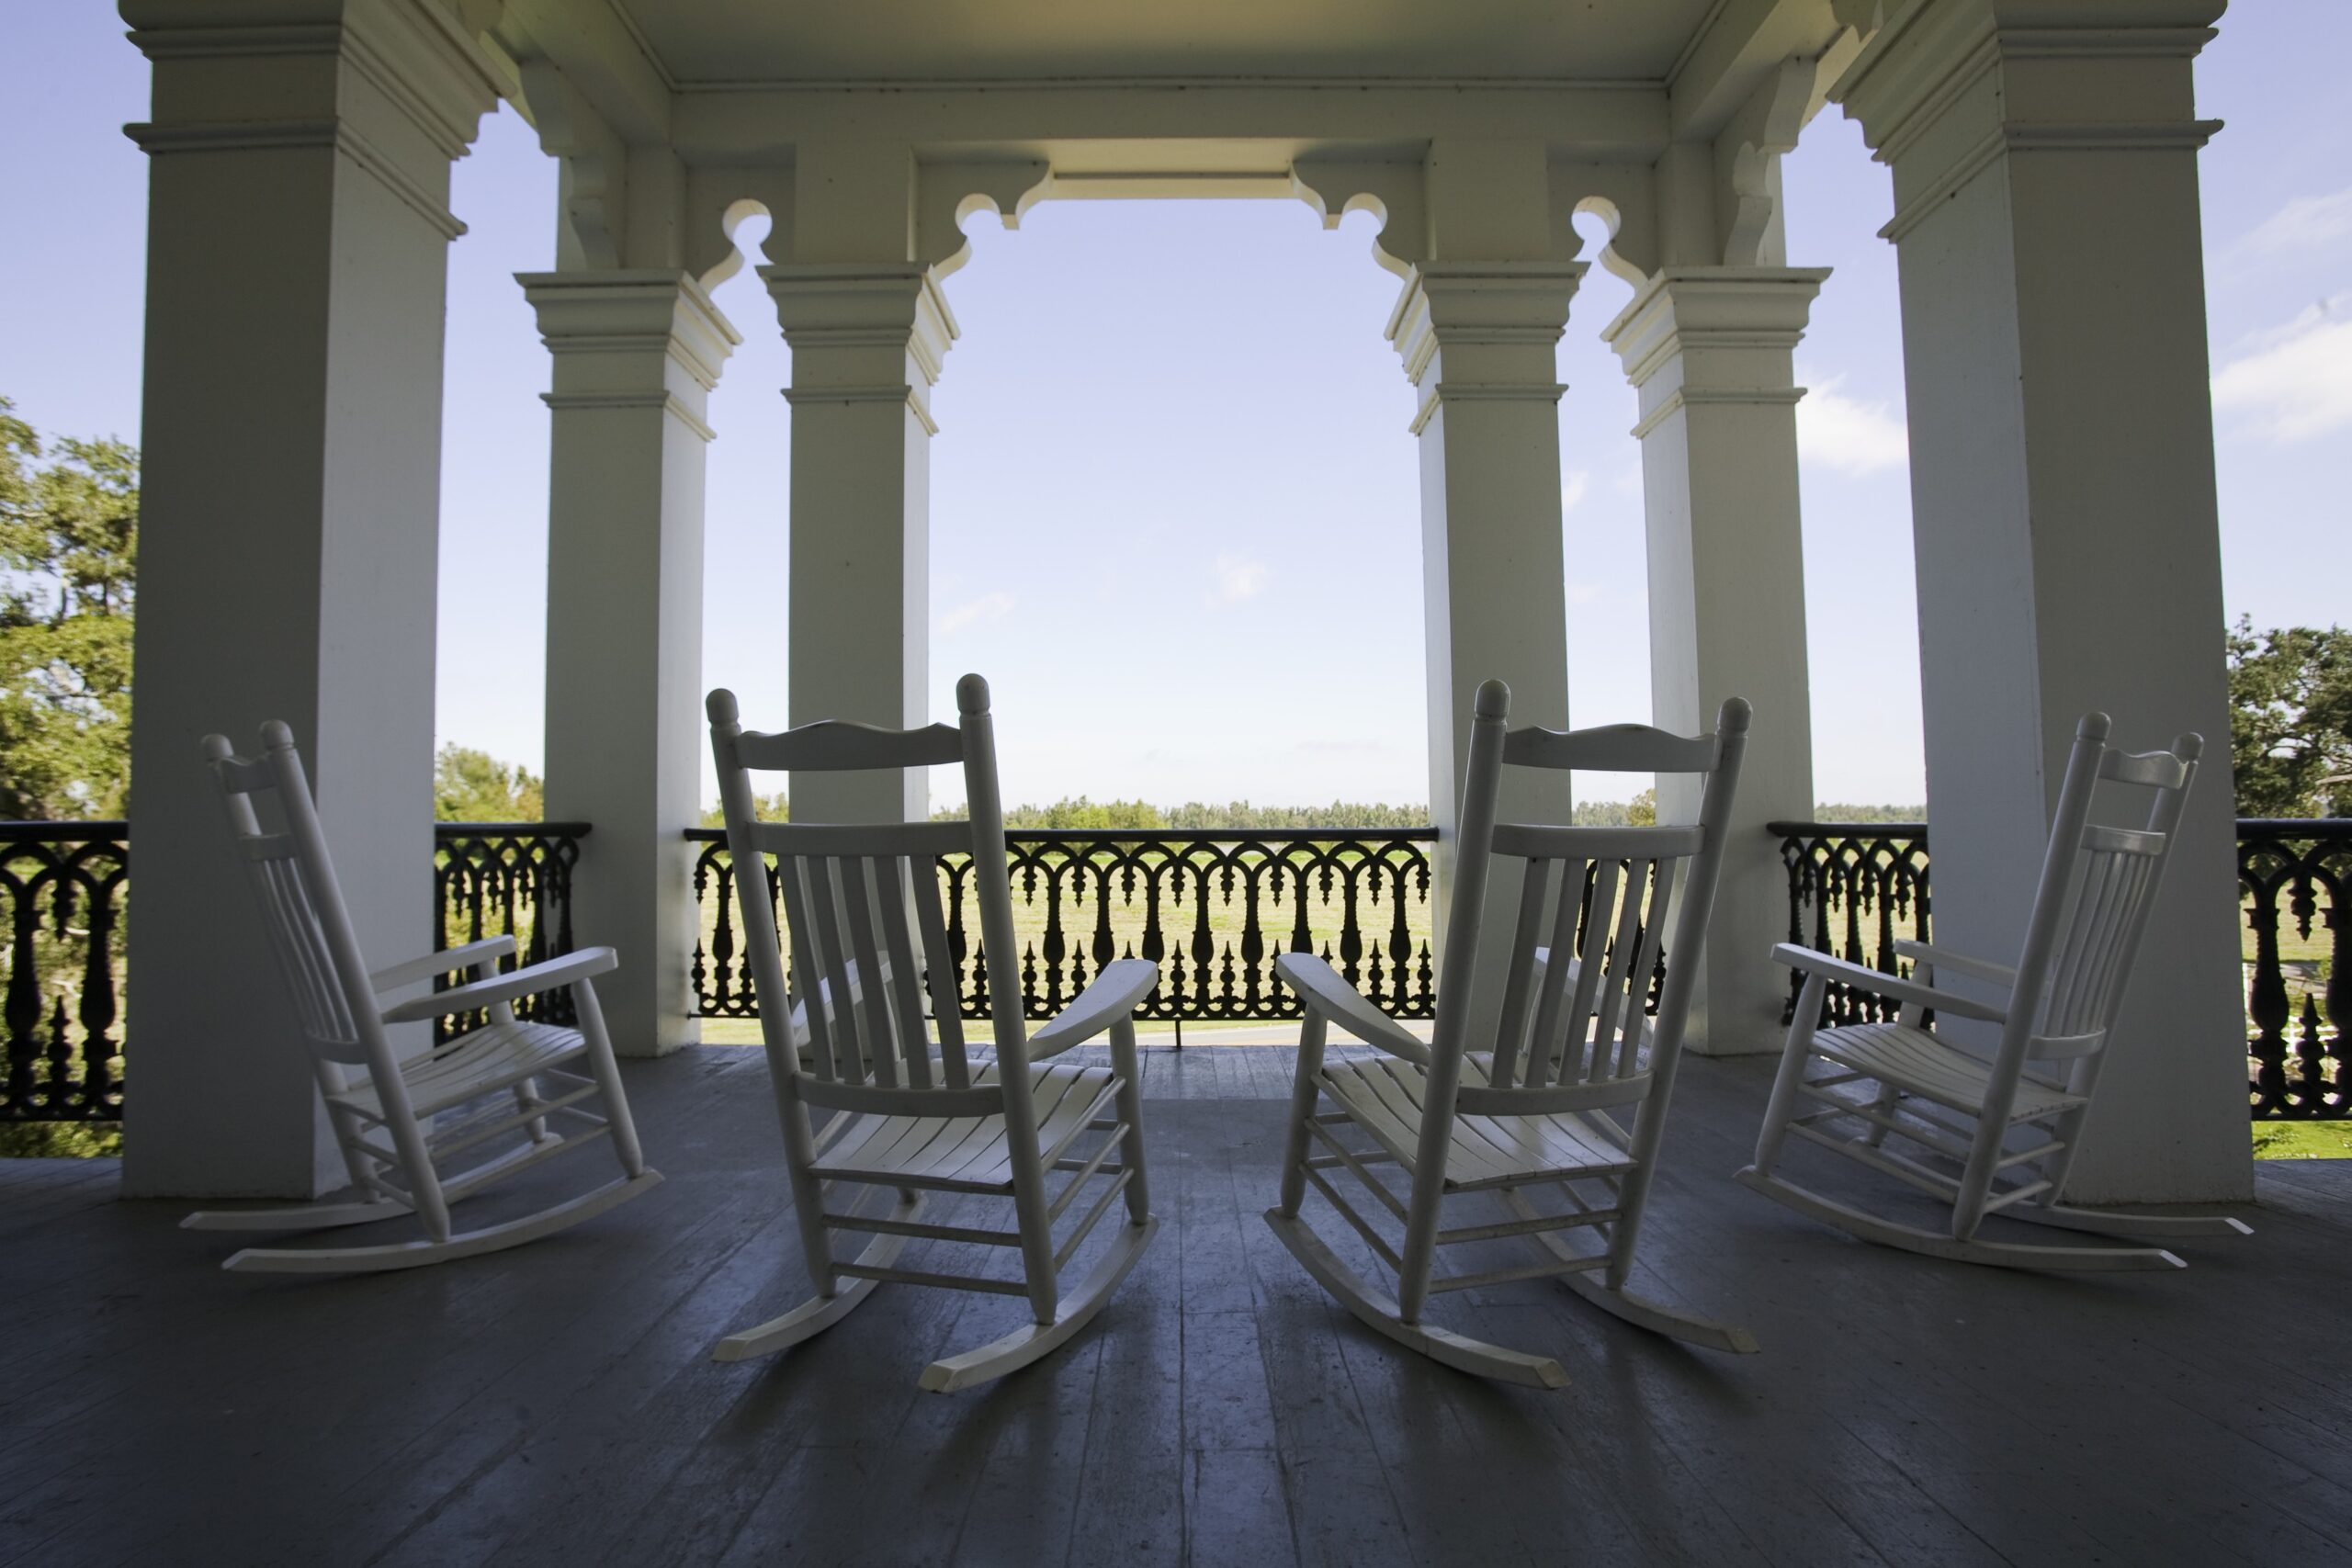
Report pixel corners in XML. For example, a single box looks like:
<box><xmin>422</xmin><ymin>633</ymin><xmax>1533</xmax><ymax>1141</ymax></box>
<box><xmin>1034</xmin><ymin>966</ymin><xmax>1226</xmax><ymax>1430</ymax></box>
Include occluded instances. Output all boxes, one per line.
<box><xmin>1</xmin><ymin>1045</ymin><xmax>2343</xmax><ymax>1568</ymax></box>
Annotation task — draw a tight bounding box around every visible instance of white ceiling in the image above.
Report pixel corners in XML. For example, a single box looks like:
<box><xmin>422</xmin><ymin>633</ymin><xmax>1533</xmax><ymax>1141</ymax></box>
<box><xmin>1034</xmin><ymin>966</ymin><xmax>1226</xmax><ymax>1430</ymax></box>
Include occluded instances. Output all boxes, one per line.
<box><xmin>616</xmin><ymin>0</ymin><xmax>1725</xmax><ymax>85</ymax></box>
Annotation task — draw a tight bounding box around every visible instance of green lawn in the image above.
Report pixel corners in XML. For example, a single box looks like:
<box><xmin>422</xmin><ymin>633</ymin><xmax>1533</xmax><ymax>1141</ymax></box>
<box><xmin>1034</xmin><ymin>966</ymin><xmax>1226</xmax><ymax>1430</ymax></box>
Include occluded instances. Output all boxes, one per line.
<box><xmin>2251</xmin><ymin>1120</ymin><xmax>2352</xmax><ymax>1159</ymax></box>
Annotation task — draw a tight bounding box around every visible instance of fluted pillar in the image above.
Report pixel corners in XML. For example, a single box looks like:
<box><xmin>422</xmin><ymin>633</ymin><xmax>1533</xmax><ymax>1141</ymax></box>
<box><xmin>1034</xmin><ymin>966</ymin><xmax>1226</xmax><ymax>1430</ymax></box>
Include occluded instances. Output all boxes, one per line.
<box><xmin>524</xmin><ymin>271</ymin><xmax>739</xmax><ymax>1057</ymax></box>
<box><xmin>1605</xmin><ymin>266</ymin><xmax>1827</xmax><ymax>1056</ymax></box>
<box><xmin>1835</xmin><ymin>0</ymin><xmax>2245</xmax><ymax>1201</ymax></box>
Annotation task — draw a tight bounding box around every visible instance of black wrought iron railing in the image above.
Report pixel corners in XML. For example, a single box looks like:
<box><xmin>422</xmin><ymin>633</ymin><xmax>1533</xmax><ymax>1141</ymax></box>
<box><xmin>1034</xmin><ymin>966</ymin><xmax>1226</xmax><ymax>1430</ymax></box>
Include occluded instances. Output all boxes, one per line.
<box><xmin>10</xmin><ymin>815</ymin><xmax>2338</xmax><ymax>1122</ymax></box>
<box><xmin>431</xmin><ymin>823</ymin><xmax>589</xmax><ymax>1044</ymax></box>
<box><xmin>1774</xmin><ymin>818</ymin><xmax>2352</xmax><ymax>1122</ymax></box>
<box><xmin>688</xmin><ymin>828</ymin><xmax>1439</xmax><ymax>1028</ymax></box>
<box><xmin>2</xmin><ymin>822</ymin><xmax>128</xmax><ymax>1122</ymax></box>
<box><xmin>1769</xmin><ymin>821</ymin><xmax>1932</xmax><ymax>1031</ymax></box>
<box><xmin>2238</xmin><ymin>819</ymin><xmax>2351</xmax><ymax>1119</ymax></box>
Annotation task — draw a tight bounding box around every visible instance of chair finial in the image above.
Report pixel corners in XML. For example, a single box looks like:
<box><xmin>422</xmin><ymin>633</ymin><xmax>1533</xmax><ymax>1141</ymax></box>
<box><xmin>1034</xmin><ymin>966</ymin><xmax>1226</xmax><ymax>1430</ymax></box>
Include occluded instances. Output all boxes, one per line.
<box><xmin>1473</xmin><ymin>679</ymin><xmax>1510</xmax><ymax>721</ymax></box>
<box><xmin>2174</xmin><ymin>730</ymin><xmax>2204</xmax><ymax>761</ymax></box>
<box><xmin>957</xmin><ymin>672</ymin><xmax>992</xmax><ymax>716</ymax></box>
<box><xmin>2077</xmin><ymin>712</ymin><xmax>2112</xmax><ymax>741</ymax></box>
<box><xmin>1717</xmin><ymin>696</ymin><xmax>1753</xmax><ymax>733</ymax></box>
<box><xmin>201</xmin><ymin>733</ymin><xmax>234</xmax><ymax>763</ymax></box>
<box><xmin>260</xmin><ymin>720</ymin><xmax>296</xmax><ymax>751</ymax></box>
<box><xmin>706</xmin><ymin>688</ymin><xmax>740</xmax><ymax>728</ymax></box>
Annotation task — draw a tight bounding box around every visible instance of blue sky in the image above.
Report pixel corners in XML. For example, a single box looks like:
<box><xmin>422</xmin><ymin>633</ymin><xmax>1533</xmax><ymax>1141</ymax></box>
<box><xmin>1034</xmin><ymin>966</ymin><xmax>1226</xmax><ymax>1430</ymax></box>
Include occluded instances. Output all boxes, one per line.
<box><xmin>5</xmin><ymin>6</ymin><xmax>2346</xmax><ymax>811</ymax></box>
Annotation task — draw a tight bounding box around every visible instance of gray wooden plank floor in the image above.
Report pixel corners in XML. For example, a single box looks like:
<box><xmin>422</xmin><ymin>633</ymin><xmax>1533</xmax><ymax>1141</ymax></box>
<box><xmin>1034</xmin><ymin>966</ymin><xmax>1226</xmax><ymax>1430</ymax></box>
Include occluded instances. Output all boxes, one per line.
<box><xmin>1</xmin><ymin>1044</ymin><xmax>2342</xmax><ymax>1568</ymax></box>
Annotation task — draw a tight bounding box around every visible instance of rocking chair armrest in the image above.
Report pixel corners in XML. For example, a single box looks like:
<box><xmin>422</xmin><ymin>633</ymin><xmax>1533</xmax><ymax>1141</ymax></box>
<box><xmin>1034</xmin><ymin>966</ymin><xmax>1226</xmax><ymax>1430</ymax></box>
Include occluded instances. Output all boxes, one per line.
<box><xmin>1770</xmin><ymin>944</ymin><xmax>2008</xmax><ymax>1023</ymax></box>
<box><xmin>369</xmin><ymin>935</ymin><xmax>516</xmax><ymax>993</ymax></box>
<box><xmin>1890</xmin><ymin>939</ymin><xmax>2018</xmax><ymax>991</ymax></box>
<box><xmin>1027</xmin><ymin>959</ymin><xmax>1160</xmax><ymax>1060</ymax></box>
<box><xmin>380</xmin><ymin>946</ymin><xmax>619</xmax><ymax>1023</ymax></box>
<box><xmin>1273</xmin><ymin>952</ymin><xmax>1431</xmax><ymax>1066</ymax></box>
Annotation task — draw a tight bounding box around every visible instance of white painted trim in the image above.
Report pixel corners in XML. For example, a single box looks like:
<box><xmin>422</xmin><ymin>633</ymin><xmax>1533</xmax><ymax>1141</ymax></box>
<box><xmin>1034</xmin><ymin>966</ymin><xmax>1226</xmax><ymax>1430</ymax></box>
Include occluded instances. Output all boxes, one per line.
<box><xmin>539</xmin><ymin>390</ymin><xmax>719</xmax><ymax>442</ymax></box>
<box><xmin>123</xmin><ymin>118</ymin><xmax>467</xmax><ymax>241</ymax></box>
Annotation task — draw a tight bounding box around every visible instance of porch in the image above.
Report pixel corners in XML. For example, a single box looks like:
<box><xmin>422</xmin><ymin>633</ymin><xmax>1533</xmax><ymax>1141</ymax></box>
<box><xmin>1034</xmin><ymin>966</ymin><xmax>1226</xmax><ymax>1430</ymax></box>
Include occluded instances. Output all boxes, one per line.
<box><xmin>113</xmin><ymin>0</ymin><xmax>2256</xmax><ymax>1213</ymax></box>
<box><xmin>6</xmin><ymin>1043</ymin><xmax>2337</xmax><ymax>1568</ymax></box>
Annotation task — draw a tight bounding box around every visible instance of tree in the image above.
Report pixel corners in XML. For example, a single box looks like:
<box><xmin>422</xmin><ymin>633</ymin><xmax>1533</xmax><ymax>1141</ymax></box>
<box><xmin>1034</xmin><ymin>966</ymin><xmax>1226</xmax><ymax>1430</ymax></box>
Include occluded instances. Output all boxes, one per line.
<box><xmin>0</xmin><ymin>397</ymin><xmax>138</xmax><ymax>819</ymax></box>
<box><xmin>434</xmin><ymin>744</ymin><xmax>544</xmax><ymax>822</ymax></box>
<box><xmin>698</xmin><ymin>793</ymin><xmax>786</xmax><ymax>828</ymax></box>
<box><xmin>2227</xmin><ymin>616</ymin><xmax>2352</xmax><ymax>818</ymax></box>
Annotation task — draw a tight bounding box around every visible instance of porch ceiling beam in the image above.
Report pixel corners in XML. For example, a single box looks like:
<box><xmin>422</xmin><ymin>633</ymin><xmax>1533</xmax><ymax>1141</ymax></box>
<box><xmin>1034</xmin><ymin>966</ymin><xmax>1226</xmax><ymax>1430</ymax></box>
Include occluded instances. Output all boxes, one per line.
<box><xmin>666</xmin><ymin>83</ymin><xmax>1669</xmax><ymax>165</ymax></box>
<box><xmin>1668</xmin><ymin>0</ymin><xmax>1862</xmax><ymax>141</ymax></box>
<box><xmin>501</xmin><ymin>0</ymin><xmax>673</xmax><ymax>144</ymax></box>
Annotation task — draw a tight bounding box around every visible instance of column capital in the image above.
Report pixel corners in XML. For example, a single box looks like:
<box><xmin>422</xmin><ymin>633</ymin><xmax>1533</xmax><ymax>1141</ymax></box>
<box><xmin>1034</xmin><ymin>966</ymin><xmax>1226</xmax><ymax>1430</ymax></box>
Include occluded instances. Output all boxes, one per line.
<box><xmin>763</xmin><ymin>264</ymin><xmax>959</xmax><ymax>433</ymax></box>
<box><xmin>1831</xmin><ymin>0</ymin><xmax>2223</xmax><ymax>243</ymax></box>
<box><xmin>519</xmin><ymin>270</ymin><xmax>741</xmax><ymax>438</ymax></box>
<box><xmin>121</xmin><ymin>0</ymin><xmax>507</xmax><ymax>241</ymax></box>
<box><xmin>1602</xmin><ymin>266</ymin><xmax>1830</xmax><ymax>398</ymax></box>
<box><xmin>1385</xmin><ymin>262</ymin><xmax>1586</xmax><ymax>434</ymax></box>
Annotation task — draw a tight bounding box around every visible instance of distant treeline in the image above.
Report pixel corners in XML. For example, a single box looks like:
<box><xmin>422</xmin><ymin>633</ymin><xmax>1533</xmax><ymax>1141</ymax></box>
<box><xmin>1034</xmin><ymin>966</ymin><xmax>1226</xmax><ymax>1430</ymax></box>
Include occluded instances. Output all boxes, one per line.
<box><xmin>918</xmin><ymin>795</ymin><xmax>1927</xmax><ymax>830</ymax></box>
<box><xmin>967</xmin><ymin>797</ymin><xmax>1432</xmax><ymax>831</ymax></box>
<box><xmin>1812</xmin><ymin>803</ymin><xmax>1928</xmax><ymax>823</ymax></box>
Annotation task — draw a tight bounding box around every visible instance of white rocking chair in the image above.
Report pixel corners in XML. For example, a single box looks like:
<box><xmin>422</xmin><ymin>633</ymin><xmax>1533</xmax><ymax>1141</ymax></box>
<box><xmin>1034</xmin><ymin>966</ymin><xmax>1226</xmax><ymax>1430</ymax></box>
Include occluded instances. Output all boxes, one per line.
<box><xmin>706</xmin><ymin>675</ymin><xmax>1159</xmax><ymax>1393</ymax></box>
<box><xmin>1265</xmin><ymin>681</ymin><xmax>1756</xmax><ymax>1389</ymax></box>
<box><xmin>183</xmin><ymin>723</ymin><xmax>660</xmax><ymax>1271</ymax></box>
<box><xmin>1739</xmin><ymin>713</ymin><xmax>2249</xmax><ymax>1269</ymax></box>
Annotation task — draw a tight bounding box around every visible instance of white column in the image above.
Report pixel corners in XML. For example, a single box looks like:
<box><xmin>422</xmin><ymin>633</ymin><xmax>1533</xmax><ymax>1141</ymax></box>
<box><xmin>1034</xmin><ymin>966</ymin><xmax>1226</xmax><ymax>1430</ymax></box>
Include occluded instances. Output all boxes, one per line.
<box><xmin>1836</xmin><ymin>0</ymin><xmax>2246</xmax><ymax>1201</ymax></box>
<box><xmin>119</xmin><ymin>6</ymin><xmax>496</xmax><ymax>1196</ymax></box>
<box><xmin>1390</xmin><ymin>261</ymin><xmax>1585</xmax><ymax>1033</ymax></box>
<box><xmin>764</xmin><ymin>264</ymin><xmax>954</xmax><ymax>824</ymax></box>
<box><xmin>1605</xmin><ymin>267</ymin><xmax>1826</xmax><ymax>1056</ymax></box>
<box><xmin>522</xmin><ymin>271</ymin><xmax>738</xmax><ymax>1058</ymax></box>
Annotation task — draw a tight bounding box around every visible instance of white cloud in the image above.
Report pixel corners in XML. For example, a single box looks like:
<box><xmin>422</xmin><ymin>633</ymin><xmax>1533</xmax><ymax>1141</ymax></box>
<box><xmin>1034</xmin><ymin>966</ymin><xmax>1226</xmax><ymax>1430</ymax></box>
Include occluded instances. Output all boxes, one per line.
<box><xmin>1798</xmin><ymin>375</ymin><xmax>1910</xmax><ymax>476</ymax></box>
<box><xmin>2228</xmin><ymin>188</ymin><xmax>2352</xmax><ymax>264</ymax></box>
<box><xmin>2211</xmin><ymin>295</ymin><xmax>2352</xmax><ymax>445</ymax></box>
<box><xmin>1566</xmin><ymin>580</ymin><xmax>1603</xmax><ymax>607</ymax></box>
<box><xmin>935</xmin><ymin>590</ymin><xmax>1013</xmax><ymax>636</ymax></box>
<box><xmin>1210</xmin><ymin>552</ymin><xmax>1269</xmax><ymax>604</ymax></box>
<box><xmin>1561</xmin><ymin>469</ymin><xmax>1590</xmax><ymax>513</ymax></box>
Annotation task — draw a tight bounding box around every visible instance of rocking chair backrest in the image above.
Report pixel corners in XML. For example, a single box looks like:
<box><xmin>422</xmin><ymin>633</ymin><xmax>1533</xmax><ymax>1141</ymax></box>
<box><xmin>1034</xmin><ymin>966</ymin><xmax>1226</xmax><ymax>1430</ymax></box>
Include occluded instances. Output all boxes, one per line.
<box><xmin>202</xmin><ymin>724</ymin><xmax>388</xmax><ymax>1086</ymax></box>
<box><xmin>1465</xmin><ymin>700</ymin><xmax>1752</xmax><ymax>1111</ymax></box>
<box><xmin>706</xmin><ymin>675</ymin><xmax>1021</xmax><ymax>1106</ymax></box>
<box><xmin>2006</xmin><ymin>715</ymin><xmax>2201</xmax><ymax>1074</ymax></box>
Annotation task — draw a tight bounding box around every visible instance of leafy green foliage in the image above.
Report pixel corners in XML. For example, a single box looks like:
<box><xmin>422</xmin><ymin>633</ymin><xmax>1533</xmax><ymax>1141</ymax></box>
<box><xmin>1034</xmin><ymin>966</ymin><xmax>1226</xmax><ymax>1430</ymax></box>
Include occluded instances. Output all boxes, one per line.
<box><xmin>434</xmin><ymin>744</ymin><xmax>544</xmax><ymax>822</ymax></box>
<box><xmin>699</xmin><ymin>793</ymin><xmax>787</xmax><ymax>828</ymax></box>
<box><xmin>1571</xmin><ymin>789</ymin><xmax>1657</xmax><ymax>827</ymax></box>
<box><xmin>2227</xmin><ymin>616</ymin><xmax>2352</xmax><ymax>818</ymax></box>
<box><xmin>0</xmin><ymin>397</ymin><xmax>137</xmax><ymax>819</ymax></box>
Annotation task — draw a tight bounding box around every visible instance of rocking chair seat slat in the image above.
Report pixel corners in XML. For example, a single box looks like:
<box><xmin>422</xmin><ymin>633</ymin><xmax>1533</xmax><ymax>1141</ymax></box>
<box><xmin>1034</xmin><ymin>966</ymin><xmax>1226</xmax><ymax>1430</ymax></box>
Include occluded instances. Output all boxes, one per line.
<box><xmin>1810</xmin><ymin>1021</ymin><xmax>2085</xmax><ymax>1123</ymax></box>
<box><xmin>335</xmin><ymin>1021</ymin><xmax>590</xmax><ymax>1122</ymax></box>
<box><xmin>811</xmin><ymin>1061</ymin><xmax>1119</xmax><ymax>1193</ymax></box>
<box><xmin>1318</xmin><ymin>1054</ymin><xmax>1637</xmax><ymax>1191</ymax></box>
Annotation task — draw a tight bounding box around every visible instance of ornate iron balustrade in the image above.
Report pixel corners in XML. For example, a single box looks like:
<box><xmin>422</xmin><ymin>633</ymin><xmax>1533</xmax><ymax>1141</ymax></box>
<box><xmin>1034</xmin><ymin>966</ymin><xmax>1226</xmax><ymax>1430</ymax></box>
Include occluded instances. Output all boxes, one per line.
<box><xmin>1769</xmin><ymin>821</ymin><xmax>1932</xmax><ymax>1032</ymax></box>
<box><xmin>2239</xmin><ymin>819</ymin><xmax>2351</xmax><ymax>1119</ymax></box>
<box><xmin>1</xmin><ymin>821</ymin><xmax>128</xmax><ymax>1122</ymax></box>
<box><xmin>432</xmin><ymin>823</ymin><xmax>589</xmax><ymax>1044</ymax></box>
<box><xmin>688</xmin><ymin>827</ymin><xmax>1439</xmax><ymax>1027</ymax></box>
<box><xmin>1775</xmin><ymin>818</ymin><xmax>2352</xmax><ymax>1121</ymax></box>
